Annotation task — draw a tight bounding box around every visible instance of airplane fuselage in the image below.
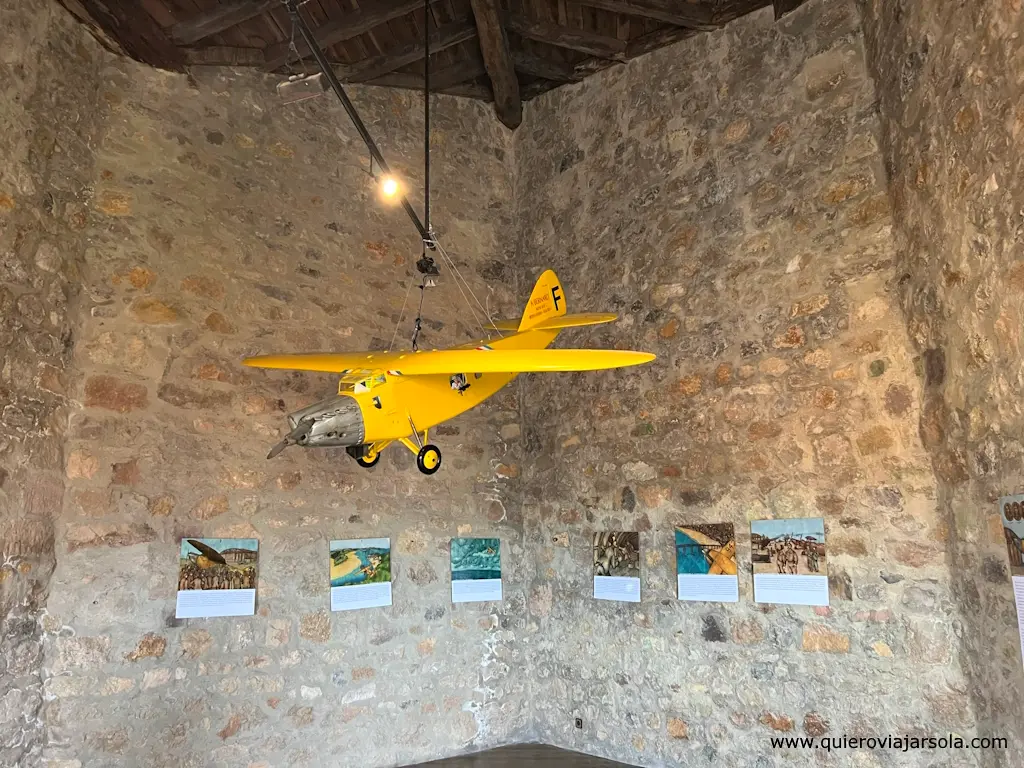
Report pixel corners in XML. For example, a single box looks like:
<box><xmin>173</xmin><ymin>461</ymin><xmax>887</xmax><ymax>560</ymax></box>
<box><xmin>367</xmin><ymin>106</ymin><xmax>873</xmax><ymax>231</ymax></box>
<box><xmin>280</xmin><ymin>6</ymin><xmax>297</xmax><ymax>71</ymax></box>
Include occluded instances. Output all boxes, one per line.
<box><xmin>249</xmin><ymin>269</ymin><xmax>654</xmax><ymax>472</ymax></box>
<box><xmin>271</xmin><ymin>327</ymin><xmax>561</xmax><ymax>460</ymax></box>
<box><xmin>354</xmin><ymin>327</ymin><xmax>558</xmax><ymax>440</ymax></box>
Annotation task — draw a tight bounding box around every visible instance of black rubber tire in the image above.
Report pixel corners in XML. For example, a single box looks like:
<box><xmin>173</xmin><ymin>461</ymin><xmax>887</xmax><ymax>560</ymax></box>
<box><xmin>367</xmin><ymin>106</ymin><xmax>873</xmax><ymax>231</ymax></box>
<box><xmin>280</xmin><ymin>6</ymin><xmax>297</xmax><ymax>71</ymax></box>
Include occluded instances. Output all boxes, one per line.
<box><xmin>416</xmin><ymin>444</ymin><xmax>442</xmax><ymax>475</ymax></box>
<box><xmin>356</xmin><ymin>452</ymin><xmax>380</xmax><ymax>468</ymax></box>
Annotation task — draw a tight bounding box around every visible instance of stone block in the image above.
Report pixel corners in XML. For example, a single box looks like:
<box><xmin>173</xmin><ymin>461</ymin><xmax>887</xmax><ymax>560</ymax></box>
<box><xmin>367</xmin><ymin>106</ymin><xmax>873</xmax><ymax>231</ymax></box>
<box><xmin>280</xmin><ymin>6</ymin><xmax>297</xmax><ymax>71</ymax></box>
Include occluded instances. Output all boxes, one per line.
<box><xmin>66</xmin><ymin>523</ymin><xmax>156</xmax><ymax>551</ymax></box>
<box><xmin>129</xmin><ymin>297</ymin><xmax>178</xmax><ymax>324</ymax></box>
<box><xmin>300</xmin><ymin>612</ymin><xmax>330</xmax><ymax>643</ymax></box>
<box><xmin>84</xmin><ymin>376</ymin><xmax>148</xmax><ymax>412</ymax></box>
<box><xmin>801</xmin><ymin>625</ymin><xmax>850</xmax><ymax>653</ymax></box>
<box><xmin>759</xmin><ymin>712</ymin><xmax>794</xmax><ymax>731</ymax></box>
<box><xmin>124</xmin><ymin>633</ymin><xmax>166</xmax><ymax>661</ymax></box>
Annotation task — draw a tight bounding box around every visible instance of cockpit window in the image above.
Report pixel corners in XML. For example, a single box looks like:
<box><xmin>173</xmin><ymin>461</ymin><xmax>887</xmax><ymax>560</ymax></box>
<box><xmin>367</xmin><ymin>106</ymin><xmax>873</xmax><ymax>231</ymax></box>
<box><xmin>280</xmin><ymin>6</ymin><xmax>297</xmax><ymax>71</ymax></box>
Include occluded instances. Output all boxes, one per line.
<box><xmin>353</xmin><ymin>374</ymin><xmax>386</xmax><ymax>394</ymax></box>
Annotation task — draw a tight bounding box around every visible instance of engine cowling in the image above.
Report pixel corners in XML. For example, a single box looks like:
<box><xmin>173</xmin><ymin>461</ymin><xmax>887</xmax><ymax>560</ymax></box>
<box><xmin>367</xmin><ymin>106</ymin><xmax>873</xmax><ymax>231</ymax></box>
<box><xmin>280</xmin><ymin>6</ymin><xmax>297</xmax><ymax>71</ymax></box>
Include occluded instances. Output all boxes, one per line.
<box><xmin>266</xmin><ymin>395</ymin><xmax>367</xmax><ymax>458</ymax></box>
<box><xmin>287</xmin><ymin>395</ymin><xmax>365</xmax><ymax>448</ymax></box>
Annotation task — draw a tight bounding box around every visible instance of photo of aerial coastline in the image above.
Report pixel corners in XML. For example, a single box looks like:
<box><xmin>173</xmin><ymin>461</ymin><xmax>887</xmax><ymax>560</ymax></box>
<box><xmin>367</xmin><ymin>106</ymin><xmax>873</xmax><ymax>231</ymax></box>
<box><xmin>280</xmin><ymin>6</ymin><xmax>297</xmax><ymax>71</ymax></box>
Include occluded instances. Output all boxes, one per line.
<box><xmin>330</xmin><ymin>539</ymin><xmax>391</xmax><ymax>587</ymax></box>
<box><xmin>675</xmin><ymin>524</ymin><xmax>737</xmax><ymax>576</ymax></box>
<box><xmin>450</xmin><ymin>538</ymin><xmax>501</xmax><ymax>581</ymax></box>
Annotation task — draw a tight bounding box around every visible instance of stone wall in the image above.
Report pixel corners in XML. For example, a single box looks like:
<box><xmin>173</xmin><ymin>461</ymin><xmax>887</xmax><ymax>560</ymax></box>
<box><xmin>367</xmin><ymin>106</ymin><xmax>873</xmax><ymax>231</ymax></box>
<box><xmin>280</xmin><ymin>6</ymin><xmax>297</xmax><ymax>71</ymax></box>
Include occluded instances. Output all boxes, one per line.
<box><xmin>515</xmin><ymin>0</ymin><xmax>976</xmax><ymax>764</ymax></box>
<box><xmin>8</xmin><ymin>0</ymin><xmax>1024</xmax><ymax>764</ymax></box>
<box><xmin>40</xmin><ymin>51</ymin><xmax>529</xmax><ymax>768</ymax></box>
<box><xmin>860</xmin><ymin>0</ymin><xmax>1024</xmax><ymax>763</ymax></box>
<box><xmin>0</xmin><ymin>1</ymin><xmax>103</xmax><ymax>765</ymax></box>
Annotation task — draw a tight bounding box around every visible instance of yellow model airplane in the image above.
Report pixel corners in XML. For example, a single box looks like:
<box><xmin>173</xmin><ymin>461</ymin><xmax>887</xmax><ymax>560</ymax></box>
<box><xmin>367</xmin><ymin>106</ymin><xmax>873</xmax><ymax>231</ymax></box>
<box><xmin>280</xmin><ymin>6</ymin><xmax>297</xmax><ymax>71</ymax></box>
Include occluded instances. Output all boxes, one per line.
<box><xmin>242</xmin><ymin>270</ymin><xmax>654</xmax><ymax>474</ymax></box>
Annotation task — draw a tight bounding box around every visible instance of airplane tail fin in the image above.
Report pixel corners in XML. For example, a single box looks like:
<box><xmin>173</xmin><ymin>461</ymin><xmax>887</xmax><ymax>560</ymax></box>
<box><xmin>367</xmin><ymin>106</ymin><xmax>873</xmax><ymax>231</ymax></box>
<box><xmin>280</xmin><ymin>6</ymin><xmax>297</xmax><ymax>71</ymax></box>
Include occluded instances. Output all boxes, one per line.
<box><xmin>518</xmin><ymin>269</ymin><xmax>566</xmax><ymax>332</ymax></box>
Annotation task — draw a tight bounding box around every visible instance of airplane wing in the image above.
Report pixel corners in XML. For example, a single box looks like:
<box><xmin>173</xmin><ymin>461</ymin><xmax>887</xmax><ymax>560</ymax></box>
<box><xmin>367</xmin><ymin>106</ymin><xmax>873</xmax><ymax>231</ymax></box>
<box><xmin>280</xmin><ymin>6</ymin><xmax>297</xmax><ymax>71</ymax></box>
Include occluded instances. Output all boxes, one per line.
<box><xmin>488</xmin><ymin>313</ymin><xmax>617</xmax><ymax>332</ymax></box>
<box><xmin>243</xmin><ymin>348</ymin><xmax>654</xmax><ymax>375</ymax></box>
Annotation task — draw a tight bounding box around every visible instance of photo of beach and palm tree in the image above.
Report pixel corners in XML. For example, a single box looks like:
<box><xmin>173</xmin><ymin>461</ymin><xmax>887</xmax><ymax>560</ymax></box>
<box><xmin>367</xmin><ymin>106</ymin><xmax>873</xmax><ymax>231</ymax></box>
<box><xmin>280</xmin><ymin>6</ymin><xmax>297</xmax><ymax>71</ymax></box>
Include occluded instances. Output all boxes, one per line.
<box><xmin>450</xmin><ymin>538</ymin><xmax>501</xmax><ymax>581</ymax></box>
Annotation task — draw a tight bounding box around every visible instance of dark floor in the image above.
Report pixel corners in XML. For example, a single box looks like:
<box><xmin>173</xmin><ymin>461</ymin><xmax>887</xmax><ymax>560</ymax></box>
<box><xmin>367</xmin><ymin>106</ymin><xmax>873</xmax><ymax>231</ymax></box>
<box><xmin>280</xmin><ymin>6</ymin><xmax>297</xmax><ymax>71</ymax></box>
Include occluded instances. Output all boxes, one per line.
<box><xmin>407</xmin><ymin>745</ymin><xmax>636</xmax><ymax>767</ymax></box>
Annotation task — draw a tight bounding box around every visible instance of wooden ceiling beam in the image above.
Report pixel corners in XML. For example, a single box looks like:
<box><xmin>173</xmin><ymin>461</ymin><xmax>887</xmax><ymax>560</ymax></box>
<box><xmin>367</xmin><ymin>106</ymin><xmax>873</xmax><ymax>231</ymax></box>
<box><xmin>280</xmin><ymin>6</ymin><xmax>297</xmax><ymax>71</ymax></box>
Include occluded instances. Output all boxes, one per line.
<box><xmin>520</xmin><ymin>78</ymin><xmax>560</xmax><ymax>101</ymax></box>
<box><xmin>339</xmin><ymin>18</ymin><xmax>477</xmax><ymax>83</ymax></box>
<box><xmin>771</xmin><ymin>0</ymin><xmax>806</xmax><ymax>19</ymax></box>
<box><xmin>580</xmin><ymin>0</ymin><xmax>718</xmax><ymax>30</ymax></box>
<box><xmin>74</xmin><ymin>0</ymin><xmax>184</xmax><ymax>70</ymax></box>
<box><xmin>624</xmin><ymin>26</ymin><xmax>697</xmax><ymax>58</ymax></box>
<box><xmin>183</xmin><ymin>45</ymin><xmax>266</xmax><ymax>66</ymax></box>
<box><xmin>264</xmin><ymin>0</ymin><xmax>424</xmax><ymax>71</ymax></box>
<box><xmin>181</xmin><ymin>20</ymin><xmax>476</xmax><ymax>79</ymax></box>
<box><xmin>442</xmin><ymin>82</ymin><xmax>493</xmax><ymax>100</ymax></box>
<box><xmin>511</xmin><ymin>51</ymin><xmax>581</xmax><ymax>83</ymax></box>
<box><xmin>469</xmin><ymin>0</ymin><xmax>522</xmax><ymax>129</ymax></box>
<box><xmin>367</xmin><ymin>78</ymin><xmax>493</xmax><ymax>100</ymax></box>
<box><xmin>503</xmin><ymin>14</ymin><xmax>627</xmax><ymax>60</ymax></box>
<box><xmin>170</xmin><ymin>0</ymin><xmax>275</xmax><ymax>45</ymax></box>
<box><xmin>367</xmin><ymin>57</ymin><xmax>488</xmax><ymax>91</ymax></box>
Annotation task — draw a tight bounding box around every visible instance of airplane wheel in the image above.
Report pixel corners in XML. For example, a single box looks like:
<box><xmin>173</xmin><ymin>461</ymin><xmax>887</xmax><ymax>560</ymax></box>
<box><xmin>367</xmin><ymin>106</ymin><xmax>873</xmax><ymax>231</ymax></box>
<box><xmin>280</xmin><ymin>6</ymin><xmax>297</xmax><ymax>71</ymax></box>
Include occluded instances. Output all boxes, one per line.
<box><xmin>416</xmin><ymin>444</ymin><xmax>442</xmax><ymax>475</ymax></box>
<box><xmin>356</xmin><ymin>452</ymin><xmax>380</xmax><ymax>468</ymax></box>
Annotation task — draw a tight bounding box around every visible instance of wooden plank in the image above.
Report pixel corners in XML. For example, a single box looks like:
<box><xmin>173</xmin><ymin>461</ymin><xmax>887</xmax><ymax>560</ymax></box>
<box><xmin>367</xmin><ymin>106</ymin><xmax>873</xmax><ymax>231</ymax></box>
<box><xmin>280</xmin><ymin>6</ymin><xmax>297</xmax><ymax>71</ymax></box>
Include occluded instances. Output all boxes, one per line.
<box><xmin>183</xmin><ymin>45</ymin><xmax>267</xmax><ymax>66</ymax></box>
<box><xmin>511</xmin><ymin>50</ymin><xmax>581</xmax><ymax>82</ymax></box>
<box><xmin>55</xmin><ymin>0</ymin><xmax>127</xmax><ymax>56</ymax></box>
<box><xmin>442</xmin><ymin>82</ymin><xmax>493</xmax><ymax>100</ymax></box>
<box><xmin>366</xmin><ymin>78</ymin><xmax>492</xmax><ymax>99</ymax></box>
<box><xmin>520</xmin><ymin>77</ymin><xmax>560</xmax><ymax>100</ymax></box>
<box><xmin>771</xmin><ymin>0</ymin><xmax>804</xmax><ymax>19</ymax></box>
<box><xmin>264</xmin><ymin>0</ymin><xmax>425</xmax><ymax>70</ymax></box>
<box><xmin>469</xmin><ymin>0</ymin><xmax>522</xmax><ymax>128</ymax></box>
<box><xmin>340</xmin><ymin>17</ymin><xmax>477</xmax><ymax>82</ymax></box>
<box><xmin>367</xmin><ymin>56</ymin><xmax>487</xmax><ymax>90</ymax></box>
<box><xmin>141</xmin><ymin>0</ymin><xmax>176</xmax><ymax>29</ymax></box>
<box><xmin>170</xmin><ymin>0</ymin><xmax>276</xmax><ymax>45</ymax></box>
<box><xmin>504</xmin><ymin>13</ymin><xmax>626</xmax><ymax>59</ymax></box>
<box><xmin>624</xmin><ymin>25</ymin><xmax>696</xmax><ymax>58</ymax></box>
<box><xmin>571</xmin><ymin>56</ymin><xmax>617</xmax><ymax>77</ymax></box>
<box><xmin>580</xmin><ymin>0</ymin><xmax>718</xmax><ymax>30</ymax></box>
<box><xmin>75</xmin><ymin>0</ymin><xmax>185</xmax><ymax>70</ymax></box>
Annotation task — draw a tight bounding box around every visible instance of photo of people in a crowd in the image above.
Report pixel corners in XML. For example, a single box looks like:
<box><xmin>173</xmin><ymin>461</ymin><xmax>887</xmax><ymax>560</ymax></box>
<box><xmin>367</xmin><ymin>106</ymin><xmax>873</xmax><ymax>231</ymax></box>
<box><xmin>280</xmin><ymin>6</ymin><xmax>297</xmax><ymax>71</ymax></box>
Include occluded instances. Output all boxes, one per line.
<box><xmin>178</xmin><ymin>538</ymin><xmax>258</xmax><ymax>591</ymax></box>
<box><xmin>750</xmin><ymin>519</ymin><xmax>826</xmax><ymax>576</ymax></box>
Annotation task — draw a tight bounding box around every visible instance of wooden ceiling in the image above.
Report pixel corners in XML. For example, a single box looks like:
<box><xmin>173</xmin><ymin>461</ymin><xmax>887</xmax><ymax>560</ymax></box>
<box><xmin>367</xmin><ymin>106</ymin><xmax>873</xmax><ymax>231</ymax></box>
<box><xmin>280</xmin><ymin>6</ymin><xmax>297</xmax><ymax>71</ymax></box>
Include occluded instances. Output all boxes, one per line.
<box><xmin>62</xmin><ymin>0</ymin><xmax>808</xmax><ymax>128</ymax></box>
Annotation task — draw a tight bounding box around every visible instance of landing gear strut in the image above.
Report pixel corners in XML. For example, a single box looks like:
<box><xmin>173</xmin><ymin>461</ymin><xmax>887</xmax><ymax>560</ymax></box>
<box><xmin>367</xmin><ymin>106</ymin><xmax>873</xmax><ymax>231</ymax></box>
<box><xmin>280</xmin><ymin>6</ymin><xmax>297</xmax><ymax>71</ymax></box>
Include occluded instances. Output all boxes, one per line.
<box><xmin>348</xmin><ymin>427</ymin><xmax>443</xmax><ymax>475</ymax></box>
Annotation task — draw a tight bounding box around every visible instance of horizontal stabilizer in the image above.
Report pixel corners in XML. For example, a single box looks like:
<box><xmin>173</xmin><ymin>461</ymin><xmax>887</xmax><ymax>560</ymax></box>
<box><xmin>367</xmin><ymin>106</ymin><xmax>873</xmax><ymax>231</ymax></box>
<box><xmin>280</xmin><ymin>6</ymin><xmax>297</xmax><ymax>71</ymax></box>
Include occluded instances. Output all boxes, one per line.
<box><xmin>490</xmin><ymin>313</ymin><xmax>617</xmax><ymax>332</ymax></box>
<box><xmin>243</xmin><ymin>348</ymin><xmax>654</xmax><ymax>375</ymax></box>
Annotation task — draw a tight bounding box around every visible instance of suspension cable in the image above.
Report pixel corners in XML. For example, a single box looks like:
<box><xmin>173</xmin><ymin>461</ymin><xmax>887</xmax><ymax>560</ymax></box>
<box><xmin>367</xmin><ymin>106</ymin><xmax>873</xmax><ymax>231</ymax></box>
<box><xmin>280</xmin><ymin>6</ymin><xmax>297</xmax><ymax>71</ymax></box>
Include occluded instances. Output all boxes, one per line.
<box><xmin>435</xmin><ymin>239</ymin><xmax>500</xmax><ymax>336</ymax></box>
<box><xmin>423</xmin><ymin>0</ymin><xmax>431</xmax><ymax>238</ymax></box>
<box><xmin>410</xmin><ymin>279</ymin><xmax>428</xmax><ymax>351</ymax></box>
<box><xmin>388</xmin><ymin>279</ymin><xmax>414</xmax><ymax>352</ymax></box>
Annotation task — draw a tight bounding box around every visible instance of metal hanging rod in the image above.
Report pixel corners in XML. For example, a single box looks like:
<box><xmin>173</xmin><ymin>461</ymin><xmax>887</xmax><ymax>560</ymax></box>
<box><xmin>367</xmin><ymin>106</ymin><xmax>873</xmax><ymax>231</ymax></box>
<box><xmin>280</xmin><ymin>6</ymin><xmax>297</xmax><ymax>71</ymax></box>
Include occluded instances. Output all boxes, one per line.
<box><xmin>283</xmin><ymin>0</ymin><xmax>432</xmax><ymax>246</ymax></box>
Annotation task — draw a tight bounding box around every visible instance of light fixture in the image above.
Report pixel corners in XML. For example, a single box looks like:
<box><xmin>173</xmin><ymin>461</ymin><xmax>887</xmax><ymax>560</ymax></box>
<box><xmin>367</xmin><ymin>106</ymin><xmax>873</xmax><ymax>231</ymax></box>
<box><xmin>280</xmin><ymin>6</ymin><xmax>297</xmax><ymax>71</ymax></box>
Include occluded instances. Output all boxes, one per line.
<box><xmin>276</xmin><ymin>72</ymin><xmax>327</xmax><ymax>105</ymax></box>
<box><xmin>379</xmin><ymin>175</ymin><xmax>400</xmax><ymax>200</ymax></box>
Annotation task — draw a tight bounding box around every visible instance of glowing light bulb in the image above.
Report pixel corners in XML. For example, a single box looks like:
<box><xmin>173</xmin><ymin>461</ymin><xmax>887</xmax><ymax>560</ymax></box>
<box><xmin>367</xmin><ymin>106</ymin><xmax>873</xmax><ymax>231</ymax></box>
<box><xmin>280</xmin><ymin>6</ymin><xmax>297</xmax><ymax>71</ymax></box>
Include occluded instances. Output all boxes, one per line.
<box><xmin>379</xmin><ymin>175</ymin><xmax>400</xmax><ymax>199</ymax></box>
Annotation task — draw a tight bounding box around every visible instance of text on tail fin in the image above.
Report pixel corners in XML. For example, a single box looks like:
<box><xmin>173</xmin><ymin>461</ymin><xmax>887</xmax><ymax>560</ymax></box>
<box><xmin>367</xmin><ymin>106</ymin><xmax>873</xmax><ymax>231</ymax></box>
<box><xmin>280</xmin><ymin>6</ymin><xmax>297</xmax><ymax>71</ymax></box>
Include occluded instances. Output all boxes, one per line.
<box><xmin>518</xmin><ymin>269</ymin><xmax>567</xmax><ymax>331</ymax></box>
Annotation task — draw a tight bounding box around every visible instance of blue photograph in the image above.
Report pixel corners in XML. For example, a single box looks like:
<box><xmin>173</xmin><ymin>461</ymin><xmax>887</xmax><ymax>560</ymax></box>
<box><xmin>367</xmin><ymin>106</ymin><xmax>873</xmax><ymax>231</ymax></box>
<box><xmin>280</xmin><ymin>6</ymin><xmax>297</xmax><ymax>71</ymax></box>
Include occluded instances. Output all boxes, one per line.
<box><xmin>450</xmin><ymin>538</ymin><xmax>501</xmax><ymax>581</ymax></box>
